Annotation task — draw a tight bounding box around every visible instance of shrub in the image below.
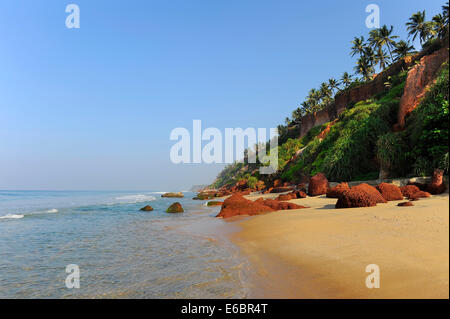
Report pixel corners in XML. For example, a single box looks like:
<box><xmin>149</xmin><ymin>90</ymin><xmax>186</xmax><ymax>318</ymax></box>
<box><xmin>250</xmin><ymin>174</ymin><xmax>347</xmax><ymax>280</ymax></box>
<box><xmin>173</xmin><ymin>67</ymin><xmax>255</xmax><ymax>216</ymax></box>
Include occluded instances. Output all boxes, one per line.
<box><xmin>404</xmin><ymin>62</ymin><xmax>449</xmax><ymax>175</ymax></box>
<box><xmin>246</xmin><ymin>176</ymin><xmax>258</xmax><ymax>189</ymax></box>
<box><xmin>376</xmin><ymin>132</ymin><xmax>407</xmax><ymax>176</ymax></box>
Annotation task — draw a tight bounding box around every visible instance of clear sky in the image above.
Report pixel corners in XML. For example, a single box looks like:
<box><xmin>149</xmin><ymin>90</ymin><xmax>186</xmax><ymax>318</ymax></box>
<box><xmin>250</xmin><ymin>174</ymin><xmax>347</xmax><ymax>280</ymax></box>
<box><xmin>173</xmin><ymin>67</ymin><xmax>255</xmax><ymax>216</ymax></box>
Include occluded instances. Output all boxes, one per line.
<box><xmin>0</xmin><ymin>0</ymin><xmax>445</xmax><ymax>191</ymax></box>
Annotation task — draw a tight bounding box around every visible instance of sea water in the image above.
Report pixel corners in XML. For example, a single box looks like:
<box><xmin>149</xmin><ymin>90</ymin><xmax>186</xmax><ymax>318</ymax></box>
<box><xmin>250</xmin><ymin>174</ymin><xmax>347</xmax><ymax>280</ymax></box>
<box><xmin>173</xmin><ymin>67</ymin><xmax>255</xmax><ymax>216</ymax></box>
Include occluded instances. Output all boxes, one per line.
<box><xmin>0</xmin><ymin>190</ymin><xmax>247</xmax><ymax>298</ymax></box>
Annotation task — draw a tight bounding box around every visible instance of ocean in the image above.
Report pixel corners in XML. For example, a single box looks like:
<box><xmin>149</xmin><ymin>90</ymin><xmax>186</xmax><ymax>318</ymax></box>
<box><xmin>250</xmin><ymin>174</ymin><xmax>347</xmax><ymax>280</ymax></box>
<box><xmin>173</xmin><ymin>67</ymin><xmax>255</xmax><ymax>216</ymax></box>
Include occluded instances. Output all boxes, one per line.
<box><xmin>0</xmin><ymin>190</ymin><xmax>248</xmax><ymax>298</ymax></box>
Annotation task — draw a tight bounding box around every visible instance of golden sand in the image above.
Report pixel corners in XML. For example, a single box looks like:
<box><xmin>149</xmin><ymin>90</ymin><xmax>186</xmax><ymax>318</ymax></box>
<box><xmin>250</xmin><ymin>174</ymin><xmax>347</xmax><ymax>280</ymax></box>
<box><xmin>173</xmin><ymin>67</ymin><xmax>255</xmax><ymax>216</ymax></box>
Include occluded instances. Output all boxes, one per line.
<box><xmin>231</xmin><ymin>193</ymin><xmax>449</xmax><ymax>298</ymax></box>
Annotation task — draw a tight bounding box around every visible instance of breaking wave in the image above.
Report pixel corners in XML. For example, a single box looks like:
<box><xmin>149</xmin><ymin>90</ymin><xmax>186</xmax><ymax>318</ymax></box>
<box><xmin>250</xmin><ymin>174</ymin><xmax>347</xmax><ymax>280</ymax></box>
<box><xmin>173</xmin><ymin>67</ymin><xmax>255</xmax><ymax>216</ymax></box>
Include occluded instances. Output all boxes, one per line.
<box><xmin>0</xmin><ymin>214</ymin><xmax>25</xmax><ymax>219</ymax></box>
<box><xmin>113</xmin><ymin>194</ymin><xmax>157</xmax><ymax>204</ymax></box>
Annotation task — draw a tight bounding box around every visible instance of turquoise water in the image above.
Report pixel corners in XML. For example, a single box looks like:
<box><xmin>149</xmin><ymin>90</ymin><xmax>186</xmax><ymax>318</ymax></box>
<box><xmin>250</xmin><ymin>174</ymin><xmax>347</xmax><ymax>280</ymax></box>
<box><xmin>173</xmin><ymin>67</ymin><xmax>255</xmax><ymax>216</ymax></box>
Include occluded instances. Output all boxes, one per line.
<box><xmin>0</xmin><ymin>191</ymin><xmax>247</xmax><ymax>298</ymax></box>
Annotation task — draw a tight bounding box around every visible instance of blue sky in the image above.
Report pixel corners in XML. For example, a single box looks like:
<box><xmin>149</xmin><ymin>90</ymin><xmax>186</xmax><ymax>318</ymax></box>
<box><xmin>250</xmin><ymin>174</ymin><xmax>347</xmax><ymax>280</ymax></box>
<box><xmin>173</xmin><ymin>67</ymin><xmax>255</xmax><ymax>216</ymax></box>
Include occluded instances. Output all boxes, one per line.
<box><xmin>0</xmin><ymin>0</ymin><xmax>445</xmax><ymax>190</ymax></box>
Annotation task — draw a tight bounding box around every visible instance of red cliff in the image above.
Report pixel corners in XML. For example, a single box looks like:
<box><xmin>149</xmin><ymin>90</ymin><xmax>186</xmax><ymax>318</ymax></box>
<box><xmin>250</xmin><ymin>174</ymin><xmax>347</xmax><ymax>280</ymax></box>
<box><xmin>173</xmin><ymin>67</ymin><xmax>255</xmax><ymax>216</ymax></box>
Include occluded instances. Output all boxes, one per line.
<box><xmin>396</xmin><ymin>46</ymin><xmax>449</xmax><ymax>129</ymax></box>
<box><xmin>298</xmin><ymin>38</ymin><xmax>448</xmax><ymax>138</ymax></box>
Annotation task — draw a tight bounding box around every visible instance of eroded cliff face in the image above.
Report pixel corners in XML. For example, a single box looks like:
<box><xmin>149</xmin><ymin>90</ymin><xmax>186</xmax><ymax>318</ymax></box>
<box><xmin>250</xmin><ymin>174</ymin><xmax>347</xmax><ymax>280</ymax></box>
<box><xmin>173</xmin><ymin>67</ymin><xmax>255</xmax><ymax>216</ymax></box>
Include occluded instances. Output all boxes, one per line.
<box><xmin>395</xmin><ymin>46</ymin><xmax>449</xmax><ymax>129</ymax></box>
<box><xmin>298</xmin><ymin>38</ymin><xmax>449</xmax><ymax>138</ymax></box>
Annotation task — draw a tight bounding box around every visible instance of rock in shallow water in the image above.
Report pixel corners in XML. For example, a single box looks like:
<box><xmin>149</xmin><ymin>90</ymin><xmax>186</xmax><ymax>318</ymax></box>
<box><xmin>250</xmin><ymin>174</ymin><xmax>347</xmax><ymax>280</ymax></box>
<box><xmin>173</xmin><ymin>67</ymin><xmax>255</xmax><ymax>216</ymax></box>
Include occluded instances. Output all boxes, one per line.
<box><xmin>166</xmin><ymin>202</ymin><xmax>184</xmax><ymax>213</ymax></box>
<box><xmin>207</xmin><ymin>201</ymin><xmax>223</xmax><ymax>206</ymax></box>
<box><xmin>139</xmin><ymin>205</ymin><xmax>154</xmax><ymax>211</ymax></box>
<box><xmin>161</xmin><ymin>192</ymin><xmax>184</xmax><ymax>198</ymax></box>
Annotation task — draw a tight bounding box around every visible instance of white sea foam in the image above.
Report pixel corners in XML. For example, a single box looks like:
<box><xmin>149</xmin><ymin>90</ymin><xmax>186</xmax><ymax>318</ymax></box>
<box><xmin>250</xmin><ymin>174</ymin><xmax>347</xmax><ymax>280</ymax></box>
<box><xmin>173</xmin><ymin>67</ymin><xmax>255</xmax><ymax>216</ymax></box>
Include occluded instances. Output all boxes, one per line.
<box><xmin>0</xmin><ymin>214</ymin><xmax>25</xmax><ymax>219</ymax></box>
<box><xmin>113</xmin><ymin>194</ymin><xmax>157</xmax><ymax>204</ymax></box>
<box><xmin>46</xmin><ymin>209</ymin><xmax>59</xmax><ymax>213</ymax></box>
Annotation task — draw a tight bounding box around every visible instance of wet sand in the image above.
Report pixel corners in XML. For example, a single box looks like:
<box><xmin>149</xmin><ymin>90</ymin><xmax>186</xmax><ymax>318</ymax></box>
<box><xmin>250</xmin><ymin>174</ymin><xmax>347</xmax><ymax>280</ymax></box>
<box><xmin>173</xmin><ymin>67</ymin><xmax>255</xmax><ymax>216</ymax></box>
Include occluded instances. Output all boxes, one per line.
<box><xmin>230</xmin><ymin>193</ymin><xmax>449</xmax><ymax>298</ymax></box>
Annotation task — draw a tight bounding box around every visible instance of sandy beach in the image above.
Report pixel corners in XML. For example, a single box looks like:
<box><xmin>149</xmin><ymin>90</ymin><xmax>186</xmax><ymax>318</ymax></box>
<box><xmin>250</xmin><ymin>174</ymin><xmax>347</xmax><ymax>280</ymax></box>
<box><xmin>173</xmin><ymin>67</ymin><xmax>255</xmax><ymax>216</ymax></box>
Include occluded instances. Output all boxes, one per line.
<box><xmin>231</xmin><ymin>192</ymin><xmax>449</xmax><ymax>299</ymax></box>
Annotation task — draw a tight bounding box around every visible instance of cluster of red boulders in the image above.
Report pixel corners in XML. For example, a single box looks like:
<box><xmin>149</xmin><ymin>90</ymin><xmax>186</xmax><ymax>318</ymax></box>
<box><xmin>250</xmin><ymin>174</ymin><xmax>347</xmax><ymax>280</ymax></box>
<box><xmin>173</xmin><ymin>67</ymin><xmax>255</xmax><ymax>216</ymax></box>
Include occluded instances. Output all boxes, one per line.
<box><xmin>331</xmin><ymin>170</ymin><xmax>446</xmax><ymax>209</ymax></box>
<box><xmin>195</xmin><ymin>178</ymin><xmax>266</xmax><ymax>200</ymax></box>
<box><xmin>206</xmin><ymin>169</ymin><xmax>447</xmax><ymax>218</ymax></box>
<box><xmin>216</xmin><ymin>194</ymin><xmax>308</xmax><ymax>219</ymax></box>
<box><xmin>276</xmin><ymin>190</ymin><xmax>307</xmax><ymax>201</ymax></box>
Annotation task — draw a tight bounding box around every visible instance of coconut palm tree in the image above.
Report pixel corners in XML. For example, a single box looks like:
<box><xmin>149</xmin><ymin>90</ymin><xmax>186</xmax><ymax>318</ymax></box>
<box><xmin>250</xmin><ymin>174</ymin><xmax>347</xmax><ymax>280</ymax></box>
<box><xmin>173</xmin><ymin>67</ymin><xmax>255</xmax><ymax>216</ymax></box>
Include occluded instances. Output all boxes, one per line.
<box><xmin>432</xmin><ymin>13</ymin><xmax>448</xmax><ymax>38</ymax></box>
<box><xmin>292</xmin><ymin>107</ymin><xmax>304</xmax><ymax>123</ymax></box>
<box><xmin>378</xmin><ymin>25</ymin><xmax>399</xmax><ymax>61</ymax></box>
<box><xmin>393</xmin><ymin>40</ymin><xmax>416</xmax><ymax>60</ymax></box>
<box><xmin>319</xmin><ymin>82</ymin><xmax>332</xmax><ymax>100</ymax></box>
<box><xmin>307</xmin><ymin>89</ymin><xmax>320</xmax><ymax>112</ymax></box>
<box><xmin>368</xmin><ymin>26</ymin><xmax>397</xmax><ymax>68</ymax></box>
<box><xmin>328</xmin><ymin>78</ymin><xmax>339</xmax><ymax>95</ymax></box>
<box><xmin>374</xmin><ymin>48</ymin><xmax>390</xmax><ymax>70</ymax></box>
<box><xmin>406</xmin><ymin>11</ymin><xmax>434</xmax><ymax>45</ymax></box>
<box><xmin>340</xmin><ymin>72</ymin><xmax>352</xmax><ymax>89</ymax></box>
<box><xmin>354</xmin><ymin>54</ymin><xmax>375</xmax><ymax>82</ymax></box>
<box><xmin>350</xmin><ymin>36</ymin><xmax>365</xmax><ymax>57</ymax></box>
<box><xmin>443</xmin><ymin>1</ymin><xmax>449</xmax><ymax>25</ymax></box>
<box><xmin>299</xmin><ymin>101</ymin><xmax>310</xmax><ymax>114</ymax></box>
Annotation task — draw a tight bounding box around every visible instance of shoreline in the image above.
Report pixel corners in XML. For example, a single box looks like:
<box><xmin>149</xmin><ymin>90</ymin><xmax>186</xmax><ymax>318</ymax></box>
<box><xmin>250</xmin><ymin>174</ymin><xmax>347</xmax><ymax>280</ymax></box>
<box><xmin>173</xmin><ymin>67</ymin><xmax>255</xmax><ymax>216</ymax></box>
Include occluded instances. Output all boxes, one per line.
<box><xmin>227</xmin><ymin>192</ymin><xmax>449</xmax><ymax>298</ymax></box>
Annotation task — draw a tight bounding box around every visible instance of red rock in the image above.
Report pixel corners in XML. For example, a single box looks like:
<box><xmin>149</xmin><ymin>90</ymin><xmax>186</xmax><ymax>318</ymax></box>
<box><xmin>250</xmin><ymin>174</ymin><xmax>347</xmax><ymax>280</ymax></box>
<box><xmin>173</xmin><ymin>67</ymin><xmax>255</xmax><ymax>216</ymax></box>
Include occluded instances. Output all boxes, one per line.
<box><xmin>296</xmin><ymin>184</ymin><xmax>307</xmax><ymax>193</ymax></box>
<box><xmin>255</xmin><ymin>180</ymin><xmax>266</xmax><ymax>191</ymax></box>
<box><xmin>398</xmin><ymin>202</ymin><xmax>414</xmax><ymax>207</ymax></box>
<box><xmin>409</xmin><ymin>191</ymin><xmax>431</xmax><ymax>201</ymax></box>
<box><xmin>294</xmin><ymin>190</ymin><xmax>307</xmax><ymax>198</ymax></box>
<box><xmin>397</xmin><ymin>46</ymin><xmax>449</xmax><ymax>129</ymax></box>
<box><xmin>140</xmin><ymin>205</ymin><xmax>154</xmax><ymax>211</ymax></box>
<box><xmin>273</xmin><ymin>179</ymin><xmax>282</xmax><ymax>187</ymax></box>
<box><xmin>376</xmin><ymin>183</ymin><xmax>404</xmax><ymax>201</ymax></box>
<box><xmin>400</xmin><ymin>185</ymin><xmax>421</xmax><ymax>198</ymax></box>
<box><xmin>400</xmin><ymin>185</ymin><xmax>431</xmax><ymax>200</ymax></box>
<box><xmin>262</xmin><ymin>198</ymin><xmax>308</xmax><ymax>210</ymax></box>
<box><xmin>352</xmin><ymin>183</ymin><xmax>387</xmax><ymax>203</ymax></box>
<box><xmin>216</xmin><ymin>194</ymin><xmax>274</xmax><ymax>218</ymax></box>
<box><xmin>276</xmin><ymin>202</ymin><xmax>308</xmax><ymax>210</ymax></box>
<box><xmin>426</xmin><ymin>169</ymin><xmax>447</xmax><ymax>195</ymax></box>
<box><xmin>308</xmin><ymin>173</ymin><xmax>330</xmax><ymax>196</ymax></box>
<box><xmin>407</xmin><ymin>182</ymin><xmax>428</xmax><ymax>191</ymax></box>
<box><xmin>336</xmin><ymin>183</ymin><xmax>387</xmax><ymax>208</ymax></box>
<box><xmin>270</xmin><ymin>187</ymin><xmax>294</xmax><ymax>193</ymax></box>
<box><xmin>326</xmin><ymin>182</ymin><xmax>350</xmax><ymax>198</ymax></box>
<box><xmin>335</xmin><ymin>189</ymin><xmax>378</xmax><ymax>208</ymax></box>
<box><xmin>276</xmin><ymin>193</ymin><xmax>296</xmax><ymax>201</ymax></box>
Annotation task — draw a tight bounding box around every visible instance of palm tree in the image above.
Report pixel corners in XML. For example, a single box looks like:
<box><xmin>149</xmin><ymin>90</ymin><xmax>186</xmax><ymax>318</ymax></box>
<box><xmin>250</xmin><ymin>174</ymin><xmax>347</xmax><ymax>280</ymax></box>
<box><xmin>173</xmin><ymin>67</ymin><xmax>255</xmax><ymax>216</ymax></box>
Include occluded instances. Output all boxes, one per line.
<box><xmin>292</xmin><ymin>107</ymin><xmax>304</xmax><ymax>123</ymax></box>
<box><xmin>393</xmin><ymin>40</ymin><xmax>416</xmax><ymax>60</ymax></box>
<box><xmin>340</xmin><ymin>72</ymin><xmax>352</xmax><ymax>89</ymax></box>
<box><xmin>299</xmin><ymin>101</ymin><xmax>310</xmax><ymax>114</ymax></box>
<box><xmin>374</xmin><ymin>48</ymin><xmax>389</xmax><ymax>70</ymax></box>
<box><xmin>378</xmin><ymin>25</ymin><xmax>399</xmax><ymax>61</ymax></box>
<box><xmin>368</xmin><ymin>25</ymin><xmax>398</xmax><ymax>68</ymax></box>
<box><xmin>443</xmin><ymin>1</ymin><xmax>449</xmax><ymax>26</ymax></box>
<box><xmin>432</xmin><ymin>14</ymin><xmax>448</xmax><ymax>38</ymax></box>
<box><xmin>406</xmin><ymin>11</ymin><xmax>434</xmax><ymax>45</ymax></box>
<box><xmin>307</xmin><ymin>89</ymin><xmax>320</xmax><ymax>112</ymax></box>
<box><xmin>350</xmin><ymin>36</ymin><xmax>365</xmax><ymax>57</ymax></box>
<box><xmin>354</xmin><ymin>54</ymin><xmax>375</xmax><ymax>82</ymax></box>
<box><xmin>328</xmin><ymin>78</ymin><xmax>339</xmax><ymax>95</ymax></box>
<box><xmin>319</xmin><ymin>82</ymin><xmax>332</xmax><ymax>99</ymax></box>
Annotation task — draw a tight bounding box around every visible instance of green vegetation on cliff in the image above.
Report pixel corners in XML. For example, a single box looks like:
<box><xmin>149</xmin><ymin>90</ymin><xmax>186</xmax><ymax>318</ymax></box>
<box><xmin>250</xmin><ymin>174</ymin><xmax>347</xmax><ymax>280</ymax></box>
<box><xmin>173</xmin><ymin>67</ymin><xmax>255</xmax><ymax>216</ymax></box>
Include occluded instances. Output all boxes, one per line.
<box><xmin>281</xmin><ymin>77</ymin><xmax>406</xmax><ymax>182</ymax></box>
<box><xmin>210</xmin><ymin>3</ymin><xmax>449</xmax><ymax>189</ymax></box>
